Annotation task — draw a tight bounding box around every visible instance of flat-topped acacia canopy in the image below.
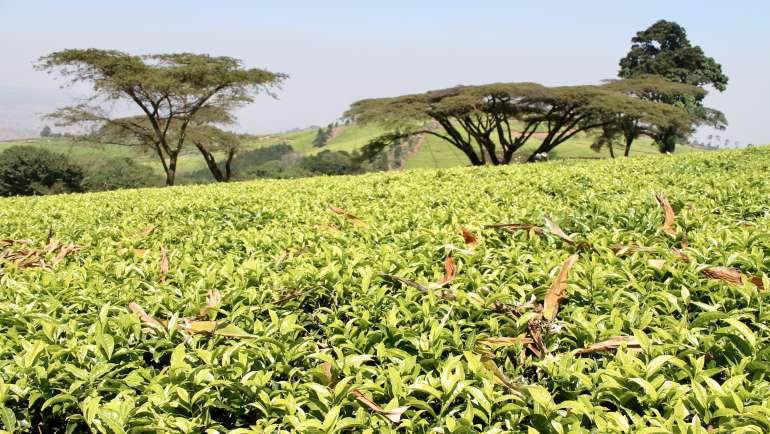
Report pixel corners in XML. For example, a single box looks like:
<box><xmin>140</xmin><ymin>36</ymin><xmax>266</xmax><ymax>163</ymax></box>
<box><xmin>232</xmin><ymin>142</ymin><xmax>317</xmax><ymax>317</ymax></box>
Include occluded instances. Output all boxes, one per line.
<box><xmin>346</xmin><ymin>78</ymin><xmax>700</xmax><ymax>164</ymax></box>
<box><xmin>37</xmin><ymin>49</ymin><xmax>286</xmax><ymax>185</ymax></box>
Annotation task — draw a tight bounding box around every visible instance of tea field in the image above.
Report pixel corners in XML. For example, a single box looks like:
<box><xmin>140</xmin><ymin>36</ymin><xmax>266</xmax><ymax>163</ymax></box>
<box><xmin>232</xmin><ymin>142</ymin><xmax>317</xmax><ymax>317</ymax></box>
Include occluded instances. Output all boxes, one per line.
<box><xmin>1</xmin><ymin>148</ymin><xmax>769</xmax><ymax>433</ymax></box>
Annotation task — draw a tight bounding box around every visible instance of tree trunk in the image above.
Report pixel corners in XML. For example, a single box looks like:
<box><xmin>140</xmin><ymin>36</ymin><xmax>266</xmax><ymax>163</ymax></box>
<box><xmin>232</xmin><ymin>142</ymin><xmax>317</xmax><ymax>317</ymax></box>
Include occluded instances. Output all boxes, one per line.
<box><xmin>526</xmin><ymin>140</ymin><xmax>552</xmax><ymax>162</ymax></box>
<box><xmin>166</xmin><ymin>152</ymin><xmax>178</xmax><ymax>186</ymax></box>
<box><xmin>224</xmin><ymin>148</ymin><xmax>235</xmax><ymax>181</ymax></box>
<box><xmin>624</xmin><ymin>134</ymin><xmax>634</xmax><ymax>157</ymax></box>
<box><xmin>608</xmin><ymin>142</ymin><xmax>616</xmax><ymax>158</ymax></box>
<box><xmin>194</xmin><ymin>143</ymin><xmax>225</xmax><ymax>182</ymax></box>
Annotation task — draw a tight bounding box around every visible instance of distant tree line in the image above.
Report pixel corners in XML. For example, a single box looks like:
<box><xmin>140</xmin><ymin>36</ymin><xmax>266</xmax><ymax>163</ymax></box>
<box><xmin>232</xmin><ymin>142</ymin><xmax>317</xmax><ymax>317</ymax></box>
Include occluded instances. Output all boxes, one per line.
<box><xmin>39</xmin><ymin>125</ymin><xmax>74</xmax><ymax>138</ymax></box>
<box><xmin>349</xmin><ymin>20</ymin><xmax>728</xmax><ymax>164</ymax></box>
<box><xmin>0</xmin><ymin>142</ymin><xmax>364</xmax><ymax>197</ymax></box>
<box><xmin>21</xmin><ymin>19</ymin><xmax>729</xmax><ymax>194</ymax></box>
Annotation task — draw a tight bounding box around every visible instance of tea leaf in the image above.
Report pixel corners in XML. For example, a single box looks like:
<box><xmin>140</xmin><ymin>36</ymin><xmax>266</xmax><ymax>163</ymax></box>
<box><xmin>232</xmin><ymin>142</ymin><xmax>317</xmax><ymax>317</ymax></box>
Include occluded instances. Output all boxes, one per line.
<box><xmin>575</xmin><ymin>336</ymin><xmax>643</xmax><ymax>355</ymax></box>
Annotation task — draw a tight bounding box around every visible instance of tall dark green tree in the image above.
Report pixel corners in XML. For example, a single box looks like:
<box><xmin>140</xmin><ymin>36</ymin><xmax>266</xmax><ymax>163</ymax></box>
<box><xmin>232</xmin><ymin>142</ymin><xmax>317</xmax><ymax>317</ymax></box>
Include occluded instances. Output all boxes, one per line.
<box><xmin>618</xmin><ymin>20</ymin><xmax>728</xmax><ymax>152</ymax></box>
<box><xmin>38</xmin><ymin>49</ymin><xmax>286</xmax><ymax>185</ymax></box>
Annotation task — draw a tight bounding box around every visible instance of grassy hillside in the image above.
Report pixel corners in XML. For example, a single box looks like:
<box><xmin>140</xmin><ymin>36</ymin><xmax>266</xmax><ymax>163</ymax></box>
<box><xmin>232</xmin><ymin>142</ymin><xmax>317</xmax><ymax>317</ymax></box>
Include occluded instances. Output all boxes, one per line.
<box><xmin>1</xmin><ymin>148</ymin><xmax>768</xmax><ymax>432</ymax></box>
<box><xmin>2</xmin><ymin>124</ymin><xmax>702</xmax><ymax>184</ymax></box>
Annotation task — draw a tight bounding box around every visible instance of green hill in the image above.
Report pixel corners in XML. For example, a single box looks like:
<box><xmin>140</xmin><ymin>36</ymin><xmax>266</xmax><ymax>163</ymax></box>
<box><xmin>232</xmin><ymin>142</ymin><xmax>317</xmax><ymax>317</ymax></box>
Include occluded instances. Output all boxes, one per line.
<box><xmin>1</xmin><ymin>147</ymin><xmax>768</xmax><ymax>432</ymax></box>
<box><xmin>1</xmin><ymin>124</ymin><xmax>702</xmax><ymax>184</ymax></box>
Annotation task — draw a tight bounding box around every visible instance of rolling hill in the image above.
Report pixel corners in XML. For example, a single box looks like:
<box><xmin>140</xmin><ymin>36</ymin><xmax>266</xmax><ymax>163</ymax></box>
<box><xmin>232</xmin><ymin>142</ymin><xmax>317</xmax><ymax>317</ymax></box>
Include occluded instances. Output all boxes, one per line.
<box><xmin>0</xmin><ymin>123</ymin><xmax>701</xmax><ymax>184</ymax></box>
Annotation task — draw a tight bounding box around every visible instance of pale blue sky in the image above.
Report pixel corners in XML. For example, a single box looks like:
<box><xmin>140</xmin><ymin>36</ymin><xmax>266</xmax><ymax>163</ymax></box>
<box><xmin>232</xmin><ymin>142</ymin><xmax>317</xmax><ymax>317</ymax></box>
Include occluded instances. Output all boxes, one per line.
<box><xmin>1</xmin><ymin>1</ymin><xmax>768</xmax><ymax>144</ymax></box>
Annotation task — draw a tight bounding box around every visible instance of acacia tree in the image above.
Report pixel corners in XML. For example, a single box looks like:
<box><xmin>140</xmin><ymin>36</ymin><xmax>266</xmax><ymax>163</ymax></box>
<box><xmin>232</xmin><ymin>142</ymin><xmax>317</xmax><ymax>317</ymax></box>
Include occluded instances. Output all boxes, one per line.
<box><xmin>619</xmin><ymin>20</ymin><xmax>728</xmax><ymax>152</ymax></box>
<box><xmin>38</xmin><ymin>49</ymin><xmax>286</xmax><ymax>185</ymax></box>
<box><xmin>346</xmin><ymin>81</ymin><xmax>692</xmax><ymax>165</ymax></box>
<box><xmin>91</xmin><ymin>113</ymin><xmax>242</xmax><ymax>183</ymax></box>
<box><xmin>595</xmin><ymin>75</ymin><xmax>704</xmax><ymax>156</ymax></box>
<box><xmin>187</xmin><ymin>125</ymin><xmax>241</xmax><ymax>182</ymax></box>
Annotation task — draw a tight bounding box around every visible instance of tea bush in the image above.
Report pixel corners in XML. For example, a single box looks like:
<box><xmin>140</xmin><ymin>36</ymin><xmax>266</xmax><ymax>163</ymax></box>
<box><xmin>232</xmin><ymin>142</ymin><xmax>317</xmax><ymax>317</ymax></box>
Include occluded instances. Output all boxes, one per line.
<box><xmin>0</xmin><ymin>148</ymin><xmax>769</xmax><ymax>433</ymax></box>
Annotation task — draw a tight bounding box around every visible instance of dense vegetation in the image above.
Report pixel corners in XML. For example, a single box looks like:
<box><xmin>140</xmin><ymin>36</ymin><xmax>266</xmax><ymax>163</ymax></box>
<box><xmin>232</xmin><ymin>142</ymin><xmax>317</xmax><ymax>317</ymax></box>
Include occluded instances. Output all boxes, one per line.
<box><xmin>0</xmin><ymin>146</ymin><xmax>160</xmax><ymax>196</ymax></box>
<box><xmin>0</xmin><ymin>124</ymin><xmax>699</xmax><ymax>196</ymax></box>
<box><xmin>1</xmin><ymin>147</ymin><xmax>768</xmax><ymax>432</ymax></box>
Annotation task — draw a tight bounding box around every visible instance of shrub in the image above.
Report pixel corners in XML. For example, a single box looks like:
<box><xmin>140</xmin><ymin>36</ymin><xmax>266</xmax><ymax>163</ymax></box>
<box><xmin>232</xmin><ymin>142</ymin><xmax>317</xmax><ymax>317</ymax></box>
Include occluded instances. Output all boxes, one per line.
<box><xmin>0</xmin><ymin>146</ymin><xmax>83</xmax><ymax>196</ymax></box>
<box><xmin>81</xmin><ymin>157</ymin><xmax>160</xmax><ymax>192</ymax></box>
<box><xmin>299</xmin><ymin>150</ymin><xmax>362</xmax><ymax>175</ymax></box>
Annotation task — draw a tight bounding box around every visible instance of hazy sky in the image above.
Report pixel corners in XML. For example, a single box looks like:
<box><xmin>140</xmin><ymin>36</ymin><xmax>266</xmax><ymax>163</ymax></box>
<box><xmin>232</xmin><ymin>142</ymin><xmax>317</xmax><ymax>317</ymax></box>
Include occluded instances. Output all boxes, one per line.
<box><xmin>1</xmin><ymin>0</ymin><xmax>768</xmax><ymax>144</ymax></box>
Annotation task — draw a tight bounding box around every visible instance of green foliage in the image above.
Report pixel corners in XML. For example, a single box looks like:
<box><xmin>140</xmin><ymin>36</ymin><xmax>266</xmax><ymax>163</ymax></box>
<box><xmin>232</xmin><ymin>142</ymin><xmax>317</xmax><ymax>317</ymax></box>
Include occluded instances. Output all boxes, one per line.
<box><xmin>0</xmin><ymin>148</ymin><xmax>769</xmax><ymax>432</ymax></box>
<box><xmin>299</xmin><ymin>150</ymin><xmax>362</xmax><ymax>176</ymax></box>
<box><xmin>81</xmin><ymin>157</ymin><xmax>161</xmax><ymax>192</ymax></box>
<box><xmin>0</xmin><ymin>146</ymin><xmax>84</xmax><ymax>196</ymax></box>
<box><xmin>347</xmin><ymin>80</ymin><xmax>697</xmax><ymax>165</ymax></box>
<box><xmin>618</xmin><ymin>20</ymin><xmax>729</xmax><ymax>151</ymax></box>
<box><xmin>619</xmin><ymin>20</ymin><xmax>728</xmax><ymax>91</ymax></box>
<box><xmin>230</xmin><ymin>143</ymin><xmax>297</xmax><ymax>180</ymax></box>
<box><xmin>37</xmin><ymin>49</ymin><xmax>287</xmax><ymax>186</ymax></box>
<box><xmin>312</xmin><ymin>124</ymin><xmax>335</xmax><ymax>148</ymax></box>
<box><xmin>40</xmin><ymin>126</ymin><xmax>51</xmax><ymax>138</ymax></box>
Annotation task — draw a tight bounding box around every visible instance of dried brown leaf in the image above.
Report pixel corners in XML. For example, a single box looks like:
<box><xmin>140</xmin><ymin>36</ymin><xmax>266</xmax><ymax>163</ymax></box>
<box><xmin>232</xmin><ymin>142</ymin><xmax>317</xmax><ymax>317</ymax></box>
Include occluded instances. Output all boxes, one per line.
<box><xmin>321</xmin><ymin>362</ymin><xmax>334</xmax><ymax>385</ymax></box>
<box><xmin>196</xmin><ymin>290</ymin><xmax>222</xmax><ymax>318</ymax></box>
<box><xmin>52</xmin><ymin>243</ymin><xmax>80</xmax><ymax>266</ymax></box>
<box><xmin>11</xmin><ymin>250</ymin><xmax>43</xmax><ymax>269</ymax></box>
<box><xmin>315</xmin><ymin>224</ymin><xmax>342</xmax><ymax>234</ymax></box>
<box><xmin>655</xmin><ymin>193</ymin><xmax>677</xmax><ymax>235</ymax></box>
<box><xmin>671</xmin><ymin>247</ymin><xmax>692</xmax><ymax>263</ymax></box>
<box><xmin>44</xmin><ymin>238</ymin><xmax>60</xmax><ymax>253</ymax></box>
<box><xmin>542</xmin><ymin>254</ymin><xmax>579</xmax><ymax>321</ymax></box>
<box><xmin>352</xmin><ymin>390</ymin><xmax>408</xmax><ymax>423</ymax></box>
<box><xmin>328</xmin><ymin>206</ymin><xmax>369</xmax><ymax>228</ymax></box>
<box><xmin>0</xmin><ymin>239</ymin><xmax>32</xmax><ymax>247</ymax></box>
<box><xmin>437</xmin><ymin>255</ymin><xmax>457</xmax><ymax>287</ymax></box>
<box><xmin>575</xmin><ymin>336</ymin><xmax>642</xmax><ymax>355</ymax></box>
<box><xmin>701</xmin><ymin>266</ymin><xmax>744</xmax><ymax>286</ymax></box>
<box><xmin>544</xmin><ymin>216</ymin><xmax>575</xmax><ymax>244</ymax></box>
<box><xmin>459</xmin><ymin>226</ymin><xmax>478</xmax><ymax>247</ymax></box>
<box><xmin>647</xmin><ymin>259</ymin><xmax>666</xmax><ymax>270</ymax></box>
<box><xmin>527</xmin><ymin>319</ymin><xmax>547</xmax><ymax>356</ymax></box>
<box><xmin>136</xmin><ymin>225</ymin><xmax>158</xmax><ymax>236</ymax></box>
<box><xmin>750</xmin><ymin>275</ymin><xmax>766</xmax><ymax>292</ymax></box>
<box><xmin>160</xmin><ymin>245</ymin><xmax>169</xmax><ymax>283</ymax></box>
<box><xmin>128</xmin><ymin>302</ymin><xmax>164</xmax><ymax>329</ymax></box>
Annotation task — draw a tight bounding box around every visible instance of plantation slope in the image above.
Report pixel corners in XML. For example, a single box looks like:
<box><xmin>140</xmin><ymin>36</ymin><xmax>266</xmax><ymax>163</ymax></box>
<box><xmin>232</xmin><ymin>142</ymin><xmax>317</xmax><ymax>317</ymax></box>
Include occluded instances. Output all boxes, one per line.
<box><xmin>1</xmin><ymin>148</ymin><xmax>769</xmax><ymax>432</ymax></box>
<box><xmin>2</xmin><ymin>123</ymin><xmax>704</xmax><ymax>184</ymax></box>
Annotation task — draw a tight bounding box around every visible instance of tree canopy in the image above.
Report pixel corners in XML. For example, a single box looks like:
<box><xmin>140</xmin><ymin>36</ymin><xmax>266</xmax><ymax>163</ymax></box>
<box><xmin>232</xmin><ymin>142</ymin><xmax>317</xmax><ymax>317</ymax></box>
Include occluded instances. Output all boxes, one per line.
<box><xmin>346</xmin><ymin>78</ymin><xmax>698</xmax><ymax>165</ymax></box>
<box><xmin>38</xmin><ymin>49</ymin><xmax>286</xmax><ymax>185</ymax></box>
<box><xmin>619</xmin><ymin>20</ymin><xmax>728</xmax><ymax>91</ymax></box>
<box><xmin>618</xmin><ymin>20</ymin><xmax>728</xmax><ymax>152</ymax></box>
